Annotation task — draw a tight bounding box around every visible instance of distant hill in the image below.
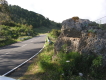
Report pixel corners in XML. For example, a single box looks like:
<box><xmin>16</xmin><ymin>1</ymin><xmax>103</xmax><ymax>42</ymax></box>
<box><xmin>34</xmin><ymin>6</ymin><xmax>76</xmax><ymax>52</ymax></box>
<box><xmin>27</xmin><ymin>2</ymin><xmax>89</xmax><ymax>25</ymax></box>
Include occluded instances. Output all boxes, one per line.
<box><xmin>8</xmin><ymin>5</ymin><xmax>61</xmax><ymax>28</ymax></box>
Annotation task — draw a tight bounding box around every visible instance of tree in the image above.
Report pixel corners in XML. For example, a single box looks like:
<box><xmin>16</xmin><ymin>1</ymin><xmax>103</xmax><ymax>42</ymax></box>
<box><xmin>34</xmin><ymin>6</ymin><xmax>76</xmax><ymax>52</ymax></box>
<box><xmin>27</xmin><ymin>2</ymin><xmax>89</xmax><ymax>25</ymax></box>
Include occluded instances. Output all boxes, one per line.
<box><xmin>0</xmin><ymin>0</ymin><xmax>11</xmax><ymax>25</ymax></box>
<box><xmin>8</xmin><ymin>5</ymin><xmax>61</xmax><ymax>28</ymax></box>
<box><xmin>0</xmin><ymin>0</ymin><xmax>8</xmax><ymax>5</ymax></box>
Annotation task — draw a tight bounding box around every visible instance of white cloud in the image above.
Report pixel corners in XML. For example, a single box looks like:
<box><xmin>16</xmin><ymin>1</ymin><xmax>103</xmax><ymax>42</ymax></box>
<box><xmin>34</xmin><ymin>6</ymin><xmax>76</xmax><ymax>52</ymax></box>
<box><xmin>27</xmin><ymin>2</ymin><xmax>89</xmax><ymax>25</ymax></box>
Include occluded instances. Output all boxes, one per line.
<box><xmin>7</xmin><ymin>0</ymin><xmax>106</xmax><ymax>22</ymax></box>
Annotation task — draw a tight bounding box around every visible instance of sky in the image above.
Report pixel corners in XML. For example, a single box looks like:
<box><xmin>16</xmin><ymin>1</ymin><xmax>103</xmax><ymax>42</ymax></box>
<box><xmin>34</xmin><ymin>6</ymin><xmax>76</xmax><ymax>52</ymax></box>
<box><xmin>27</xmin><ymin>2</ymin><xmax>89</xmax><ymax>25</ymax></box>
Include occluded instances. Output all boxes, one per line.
<box><xmin>6</xmin><ymin>0</ymin><xmax>106</xmax><ymax>23</ymax></box>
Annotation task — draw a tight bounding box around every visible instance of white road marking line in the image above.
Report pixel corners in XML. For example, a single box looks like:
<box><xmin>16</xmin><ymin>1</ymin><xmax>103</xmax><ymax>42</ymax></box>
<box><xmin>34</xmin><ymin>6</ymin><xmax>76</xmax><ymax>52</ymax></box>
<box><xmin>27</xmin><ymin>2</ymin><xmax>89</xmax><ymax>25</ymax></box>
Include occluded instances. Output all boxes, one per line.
<box><xmin>6</xmin><ymin>53</ymin><xmax>9</xmax><ymax>54</ymax></box>
<box><xmin>34</xmin><ymin>37</ymin><xmax>41</xmax><ymax>41</ymax></box>
<box><xmin>0</xmin><ymin>52</ymin><xmax>9</xmax><ymax>57</ymax></box>
<box><xmin>30</xmin><ymin>41</ymin><xmax>33</xmax><ymax>42</ymax></box>
<box><xmin>29</xmin><ymin>36</ymin><xmax>41</xmax><ymax>42</ymax></box>
<box><xmin>29</xmin><ymin>38</ymin><xmax>40</xmax><ymax>42</ymax></box>
<box><xmin>22</xmin><ymin>44</ymin><xmax>27</xmax><ymax>47</ymax></box>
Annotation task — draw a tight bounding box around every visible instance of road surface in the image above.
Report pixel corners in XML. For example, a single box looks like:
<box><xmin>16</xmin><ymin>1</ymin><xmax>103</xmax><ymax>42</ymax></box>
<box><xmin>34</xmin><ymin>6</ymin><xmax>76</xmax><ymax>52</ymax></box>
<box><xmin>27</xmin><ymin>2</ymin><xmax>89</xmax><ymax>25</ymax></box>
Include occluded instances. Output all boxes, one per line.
<box><xmin>0</xmin><ymin>35</ymin><xmax>46</xmax><ymax>75</ymax></box>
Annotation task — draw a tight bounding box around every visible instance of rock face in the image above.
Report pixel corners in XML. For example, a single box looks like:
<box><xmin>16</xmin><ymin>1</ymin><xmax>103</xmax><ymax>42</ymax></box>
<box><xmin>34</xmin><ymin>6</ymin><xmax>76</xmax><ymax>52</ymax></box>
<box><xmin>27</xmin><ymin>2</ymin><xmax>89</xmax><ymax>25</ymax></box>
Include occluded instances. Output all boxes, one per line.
<box><xmin>54</xmin><ymin>17</ymin><xmax>106</xmax><ymax>65</ymax></box>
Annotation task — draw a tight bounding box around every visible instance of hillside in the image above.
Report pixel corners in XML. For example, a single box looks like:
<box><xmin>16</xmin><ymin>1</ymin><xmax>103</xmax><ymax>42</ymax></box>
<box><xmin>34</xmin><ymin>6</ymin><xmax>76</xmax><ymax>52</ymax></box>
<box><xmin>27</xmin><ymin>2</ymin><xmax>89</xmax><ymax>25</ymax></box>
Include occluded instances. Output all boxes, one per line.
<box><xmin>0</xmin><ymin>3</ymin><xmax>11</xmax><ymax>25</ymax></box>
<box><xmin>0</xmin><ymin>1</ymin><xmax>61</xmax><ymax>47</ymax></box>
<box><xmin>8</xmin><ymin>5</ymin><xmax>61</xmax><ymax>29</ymax></box>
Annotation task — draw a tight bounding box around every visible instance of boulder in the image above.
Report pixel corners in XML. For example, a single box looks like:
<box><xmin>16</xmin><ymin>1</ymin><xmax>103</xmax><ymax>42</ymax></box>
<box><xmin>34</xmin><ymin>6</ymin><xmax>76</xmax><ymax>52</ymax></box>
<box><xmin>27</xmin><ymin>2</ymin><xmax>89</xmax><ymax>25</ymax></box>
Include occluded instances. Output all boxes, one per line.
<box><xmin>54</xmin><ymin>17</ymin><xmax>106</xmax><ymax>66</ymax></box>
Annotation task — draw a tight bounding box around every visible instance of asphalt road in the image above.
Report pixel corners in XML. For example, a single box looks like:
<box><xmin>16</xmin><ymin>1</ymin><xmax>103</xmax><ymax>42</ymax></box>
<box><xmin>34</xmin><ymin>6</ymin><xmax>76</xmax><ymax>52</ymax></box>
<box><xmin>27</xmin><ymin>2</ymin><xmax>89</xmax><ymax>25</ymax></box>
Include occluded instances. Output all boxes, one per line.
<box><xmin>0</xmin><ymin>35</ymin><xmax>46</xmax><ymax>75</ymax></box>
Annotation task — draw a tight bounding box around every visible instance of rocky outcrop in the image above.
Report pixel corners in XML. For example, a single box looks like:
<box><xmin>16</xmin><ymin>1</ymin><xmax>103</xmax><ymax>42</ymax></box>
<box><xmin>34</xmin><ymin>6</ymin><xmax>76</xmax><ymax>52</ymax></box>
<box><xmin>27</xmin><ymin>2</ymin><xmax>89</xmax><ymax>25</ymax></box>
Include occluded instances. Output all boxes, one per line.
<box><xmin>54</xmin><ymin>17</ymin><xmax>106</xmax><ymax>65</ymax></box>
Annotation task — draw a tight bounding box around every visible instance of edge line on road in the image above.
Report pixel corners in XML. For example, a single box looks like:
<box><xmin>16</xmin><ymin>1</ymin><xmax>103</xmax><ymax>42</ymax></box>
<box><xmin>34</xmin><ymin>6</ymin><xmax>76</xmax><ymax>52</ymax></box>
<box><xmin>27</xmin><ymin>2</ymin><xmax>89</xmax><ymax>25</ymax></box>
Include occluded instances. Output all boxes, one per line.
<box><xmin>21</xmin><ymin>44</ymin><xmax>27</xmax><ymax>47</ymax></box>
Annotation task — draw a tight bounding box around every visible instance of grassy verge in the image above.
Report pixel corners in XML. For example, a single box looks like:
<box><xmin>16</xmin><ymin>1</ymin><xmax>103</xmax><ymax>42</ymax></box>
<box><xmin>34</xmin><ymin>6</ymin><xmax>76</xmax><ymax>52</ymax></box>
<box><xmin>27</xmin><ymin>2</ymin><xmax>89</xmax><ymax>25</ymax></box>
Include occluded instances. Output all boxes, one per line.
<box><xmin>0</xmin><ymin>39</ymin><xmax>17</xmax><ymax>47</ymax></box>
<box><xmin>0</xmin><ymin>36</ymin><xmax>33</xmax><ymax>47</ymax></box>
<box><xmin>17</xmin><ymin>36</ymin><xmax>32</xmax><ymax>41</ymax></box>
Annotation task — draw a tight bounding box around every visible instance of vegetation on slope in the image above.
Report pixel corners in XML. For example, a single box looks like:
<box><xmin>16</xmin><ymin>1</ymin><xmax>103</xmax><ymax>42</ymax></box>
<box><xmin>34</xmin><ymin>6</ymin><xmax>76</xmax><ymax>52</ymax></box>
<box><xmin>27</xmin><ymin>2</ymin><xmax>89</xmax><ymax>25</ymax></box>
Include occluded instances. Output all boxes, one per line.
<box><xmin>8</xmin><ymin>5</ymin><xmax>61</xmax><ymax>28</ymax></box>
<box><xmin>0</xmin><ymin>24</ymin><xmax>36</xmax><ymax>47</ymax></box>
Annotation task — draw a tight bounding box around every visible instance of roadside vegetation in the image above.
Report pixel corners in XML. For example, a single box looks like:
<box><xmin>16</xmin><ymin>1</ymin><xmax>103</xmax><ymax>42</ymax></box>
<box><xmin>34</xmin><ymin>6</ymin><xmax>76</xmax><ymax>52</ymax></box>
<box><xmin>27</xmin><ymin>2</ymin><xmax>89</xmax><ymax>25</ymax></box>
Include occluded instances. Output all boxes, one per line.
<box><xmin>0</xmin><ymin>24</ymin><xmax>36</xmax><ymax>47</ymax></box>
<box><xmin>88</xmin><ymin>21</ymin><xmax>106</xmax><ymax>29</ymax></box>
<box><xmin>20</xmin><ymin>29</ymin><xmax>106</xmax><ymax>80</ymax></box>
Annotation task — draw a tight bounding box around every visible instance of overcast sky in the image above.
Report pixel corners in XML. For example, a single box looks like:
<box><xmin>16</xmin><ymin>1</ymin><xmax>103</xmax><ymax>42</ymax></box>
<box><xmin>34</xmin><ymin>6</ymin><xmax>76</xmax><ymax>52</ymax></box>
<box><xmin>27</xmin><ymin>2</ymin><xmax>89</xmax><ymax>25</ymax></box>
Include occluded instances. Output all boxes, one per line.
<box><xmin>6</xmin><ymin>0</ymin><xmax>106</xmax><ymax>23</ymax></box>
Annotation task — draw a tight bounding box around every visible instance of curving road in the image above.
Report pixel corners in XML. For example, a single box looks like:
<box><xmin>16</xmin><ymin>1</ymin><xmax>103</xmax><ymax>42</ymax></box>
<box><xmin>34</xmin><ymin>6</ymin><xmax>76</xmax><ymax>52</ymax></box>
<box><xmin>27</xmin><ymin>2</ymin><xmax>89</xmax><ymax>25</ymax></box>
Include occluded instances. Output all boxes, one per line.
<box><xmin>0</xmin><ymin>35</ymin><xmax>46</xmax><ymax>75</ymax></box>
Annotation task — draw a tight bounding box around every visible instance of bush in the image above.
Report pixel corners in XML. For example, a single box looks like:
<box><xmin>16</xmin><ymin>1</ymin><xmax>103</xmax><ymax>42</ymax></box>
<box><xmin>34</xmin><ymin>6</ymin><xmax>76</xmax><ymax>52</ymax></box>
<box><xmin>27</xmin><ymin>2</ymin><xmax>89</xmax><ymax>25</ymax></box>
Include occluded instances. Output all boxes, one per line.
<box><xmin>88</xmin><ymin>29</ymin><xmax>95</xmax><ymax>33</ymax></box>
<box><xmin>90</xmin><ymin>56</ymin><xmax>103</xmax><ymax>78</ymax></box>
<box><xmin>11</xmin><ymin>34</ymin><xmax>19</xmax><ymax>39</ymax></box>
<box><xmin>50</xmin><ymin>29</ymin><xmax>61</xmax><ymax>38</ymax></box>
<box><xmin>0</xmin><ymin>39</ymin><xmax>16</xmax><ymax>47</ymax></box>
<box><xmin>2</xmin><ymin>21</ymin><xmax>18</xmax><ymax>27</ymax></box>
<box><xmin>88</xmin><ymin>21</ymin><xmax>98</xmax><ymax>26</ymax></box>
<box><xmin>55</xmin><ymin>52</ymin><xmax>105</xmax><ymax>79</ymax></box>
<box><xmin>100</xmin><ymin>24</ymin><xmax>106</xmax><ymax>29</ymax></box>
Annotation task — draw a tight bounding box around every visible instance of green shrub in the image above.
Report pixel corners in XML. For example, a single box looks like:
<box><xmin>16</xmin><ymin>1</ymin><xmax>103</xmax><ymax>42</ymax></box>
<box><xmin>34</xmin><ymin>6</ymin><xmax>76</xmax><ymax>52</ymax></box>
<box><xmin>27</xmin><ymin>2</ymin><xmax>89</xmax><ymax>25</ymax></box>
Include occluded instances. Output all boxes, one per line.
<box><xmin>100</xmin><ymin>24</ymin><xmax>106</xmax><ymax>29</ymax></box>
<box><xmin>54</xmin><ymin>52</ymin><xmax>105</xmax><ymax>79</ymax></box>
<box><xmin>0</xmin><ymin>39</ymin><xmax>16</xmax><ymax>47</ymax></box>
<box><xmin>92</xmin><ymin>56</ymin><xmax>102</xmax><ymax>67</ymax></box>
<box><xmin>88</xmin><ymin>22</ymin><xmax>98</xmax><ymax>26</ymax></box>
<box><xmin>11</xmin><ymin>34</ymin><xmax>19</xmax><ymax>39</ymax></box>
<box><xmin>90</xmin><ymin>56</ymin><xmax>104</xmax><ymax>79</ymax></box>
<box><xmin>50</xmin><ymin>29</ymin><xmax>61</xmax><ymax>38</ymax></box>
<box><xmin>88</xmin><ymin>29</ymin><xmax>95</xmax><ymax>33</ymax></box>
<box><xmin>2</xmin><ymin>21</ymin><xmax>18</xmax><ymax>27</ymax></box>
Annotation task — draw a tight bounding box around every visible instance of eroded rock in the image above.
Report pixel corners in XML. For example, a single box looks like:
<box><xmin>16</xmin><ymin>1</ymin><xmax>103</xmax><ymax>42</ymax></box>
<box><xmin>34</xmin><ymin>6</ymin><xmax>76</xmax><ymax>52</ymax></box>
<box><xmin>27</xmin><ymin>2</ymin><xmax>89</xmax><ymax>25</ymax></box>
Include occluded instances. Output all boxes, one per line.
<box><xmin>54</xmin><ymin>17</ymin><xmax>106</xmax><ymax>66</ymax></box>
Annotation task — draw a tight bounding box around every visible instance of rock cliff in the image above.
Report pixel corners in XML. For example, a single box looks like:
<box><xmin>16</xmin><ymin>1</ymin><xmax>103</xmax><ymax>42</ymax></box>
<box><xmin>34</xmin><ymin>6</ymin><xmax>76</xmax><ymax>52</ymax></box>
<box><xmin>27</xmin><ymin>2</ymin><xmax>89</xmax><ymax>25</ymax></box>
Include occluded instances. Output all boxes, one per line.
<box><xmin>54</xmin><ymin>17</ymin><xmax>106</xmax><ymax>66</ymax></box>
